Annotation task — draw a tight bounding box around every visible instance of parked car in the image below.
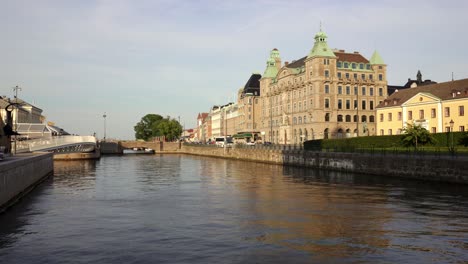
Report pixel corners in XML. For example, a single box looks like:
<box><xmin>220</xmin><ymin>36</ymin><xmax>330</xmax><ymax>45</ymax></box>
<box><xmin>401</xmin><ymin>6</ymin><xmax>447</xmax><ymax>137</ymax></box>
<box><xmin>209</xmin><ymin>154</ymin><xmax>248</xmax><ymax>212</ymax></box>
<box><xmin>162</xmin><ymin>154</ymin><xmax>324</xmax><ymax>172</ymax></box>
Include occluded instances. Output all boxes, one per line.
<box><xmin>246</xmin><ymin>142</ymin><xmax>256</xmax><ymax>146</ymax></box>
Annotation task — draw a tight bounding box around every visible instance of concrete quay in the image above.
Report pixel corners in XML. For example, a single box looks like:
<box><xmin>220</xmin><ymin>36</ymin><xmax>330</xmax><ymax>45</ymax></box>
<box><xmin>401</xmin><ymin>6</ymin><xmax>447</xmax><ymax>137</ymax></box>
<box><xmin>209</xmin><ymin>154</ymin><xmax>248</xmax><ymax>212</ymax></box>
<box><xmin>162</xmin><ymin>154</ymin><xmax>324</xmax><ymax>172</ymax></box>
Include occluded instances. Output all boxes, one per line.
<box><xmin>0</xmin><ymin>152</ymin><xmax>53</xmax><ymax>213</ymax></box>
<box><xmin>181</xmin><ymin>145</ymin><xmax>468</xmax><ymax>184</ymax></box>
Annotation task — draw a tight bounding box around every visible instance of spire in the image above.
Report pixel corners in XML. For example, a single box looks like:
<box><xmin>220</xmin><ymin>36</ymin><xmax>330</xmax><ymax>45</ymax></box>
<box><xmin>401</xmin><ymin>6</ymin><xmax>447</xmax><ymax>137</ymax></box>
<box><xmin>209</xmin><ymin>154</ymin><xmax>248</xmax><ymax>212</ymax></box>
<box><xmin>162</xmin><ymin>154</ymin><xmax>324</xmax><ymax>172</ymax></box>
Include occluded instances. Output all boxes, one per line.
<box><xmin>370</xmin><ymin>50</ymin><xmax>385</xmax><ymax>65</ymax></box>
<box><xmin>263</xmin><ymin>48</ymin><xmax>280</xmax><ymax>78</ymax></box>
<box><xmin>416</xmin><ymin>70</ymin><xmax>422</xmax><ymax>83</ymax></box>
<box><xmin>307</xmin><ymin>28</ymin><xmax>336</xmax><ymax>59</ymax></box>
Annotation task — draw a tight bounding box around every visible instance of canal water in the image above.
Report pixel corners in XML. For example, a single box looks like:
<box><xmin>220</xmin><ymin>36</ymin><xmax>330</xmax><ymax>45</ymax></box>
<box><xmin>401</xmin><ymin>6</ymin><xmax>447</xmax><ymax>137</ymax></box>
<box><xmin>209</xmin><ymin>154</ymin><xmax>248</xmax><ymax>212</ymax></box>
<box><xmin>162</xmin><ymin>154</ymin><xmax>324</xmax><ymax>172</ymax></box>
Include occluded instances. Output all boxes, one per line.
<box><xmin>0</xmin><ymin>155</ymin><xmax>467</xmax><ymax>263</ymax></box>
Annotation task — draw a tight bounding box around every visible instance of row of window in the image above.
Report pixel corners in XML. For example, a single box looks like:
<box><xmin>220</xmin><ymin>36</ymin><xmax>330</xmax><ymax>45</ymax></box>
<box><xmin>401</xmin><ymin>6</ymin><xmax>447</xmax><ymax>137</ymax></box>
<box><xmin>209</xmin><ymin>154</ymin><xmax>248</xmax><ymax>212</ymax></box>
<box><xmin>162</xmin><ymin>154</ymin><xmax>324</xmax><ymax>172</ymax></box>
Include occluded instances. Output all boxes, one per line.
<box><xmin>325</xmin><ymin>70</ymin><xmax>383</xmax><ymax>81</ymax></box>
<box><xmin>380</xmin><ymin>106</ymin><xmax>465</xmax><ymax>122</ymax></box>
<box><xmin>326</xmin><ymin>114</ymin><xmax>374</xmax><ymax>123</ymax></box>
<box><xmin>326</xmin><ymin>98</ymin><xmax>375</xmax><ymax>110</ymax></box>
<box><xmin>336</xmin><ymin>61</ymin><xmax>371</xmax><ymax>70</ymax></box>
<box><xmin>380</xmin><ymin>126</ymin><xmax>466</xmax><ymax>136</ymax></box>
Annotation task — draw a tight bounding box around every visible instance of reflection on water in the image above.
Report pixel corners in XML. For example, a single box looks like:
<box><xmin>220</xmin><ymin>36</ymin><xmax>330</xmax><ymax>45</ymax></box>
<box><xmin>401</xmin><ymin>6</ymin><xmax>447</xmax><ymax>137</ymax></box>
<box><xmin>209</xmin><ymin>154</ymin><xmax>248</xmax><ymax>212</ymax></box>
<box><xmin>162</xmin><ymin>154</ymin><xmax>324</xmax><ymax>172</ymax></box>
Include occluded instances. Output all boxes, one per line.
<box><xmin>0</xmin><ymin>155</ymin><xmax>467</xmax><ymax>263</ymax></box>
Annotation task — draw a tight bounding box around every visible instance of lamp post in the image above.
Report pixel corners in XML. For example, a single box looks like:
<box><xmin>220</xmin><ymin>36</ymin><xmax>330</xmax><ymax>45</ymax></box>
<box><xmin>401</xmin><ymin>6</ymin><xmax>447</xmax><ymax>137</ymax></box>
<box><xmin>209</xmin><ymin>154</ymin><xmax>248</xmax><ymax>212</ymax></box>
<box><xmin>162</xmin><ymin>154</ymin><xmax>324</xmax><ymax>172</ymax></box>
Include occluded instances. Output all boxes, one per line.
<box><xmin>449</xmin><ymin>119</ymin><xmax>454</xmax><ymax>154</ymax></box>
<box><xmin>13</xmin><ymin>85</ymin><xmax>22</xmax><ymax>155</ymax></box>
<box><xmin>103</xmin><ymin>112</ymin><xmax>107</xmax><ymax>141</ymax></box>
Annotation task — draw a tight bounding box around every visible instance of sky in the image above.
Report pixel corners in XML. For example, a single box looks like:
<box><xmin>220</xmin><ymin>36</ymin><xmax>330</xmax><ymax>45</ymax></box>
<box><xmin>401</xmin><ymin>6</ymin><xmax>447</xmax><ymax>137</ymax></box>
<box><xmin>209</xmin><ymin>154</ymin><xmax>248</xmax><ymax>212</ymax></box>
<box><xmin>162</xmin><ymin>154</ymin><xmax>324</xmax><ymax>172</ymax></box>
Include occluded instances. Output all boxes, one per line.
<box><xmin>1</xmin><ymin>0</ymin><xmax>467</xmax><ymax>140</ymax></box>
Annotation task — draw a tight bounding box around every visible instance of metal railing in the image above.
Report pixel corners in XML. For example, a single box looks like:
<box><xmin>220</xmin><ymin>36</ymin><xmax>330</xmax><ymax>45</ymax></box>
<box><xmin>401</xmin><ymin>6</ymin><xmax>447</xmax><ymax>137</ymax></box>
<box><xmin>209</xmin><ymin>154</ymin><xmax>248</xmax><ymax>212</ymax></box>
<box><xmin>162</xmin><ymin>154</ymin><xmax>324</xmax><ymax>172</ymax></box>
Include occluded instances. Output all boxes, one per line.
<box><xmin>15</xmin><ymin>136</ymin><xmax>97</xmax><ymax>153</ymax></box>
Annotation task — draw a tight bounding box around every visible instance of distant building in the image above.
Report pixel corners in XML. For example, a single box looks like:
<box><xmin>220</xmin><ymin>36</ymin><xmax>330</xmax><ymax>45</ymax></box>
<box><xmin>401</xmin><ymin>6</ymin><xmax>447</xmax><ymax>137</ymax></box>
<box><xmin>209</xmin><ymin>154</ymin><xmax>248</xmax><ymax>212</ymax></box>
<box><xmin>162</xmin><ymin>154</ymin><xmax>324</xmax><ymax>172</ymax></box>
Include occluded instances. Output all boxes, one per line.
<box><xmin>259</xmin><ymin>29</ymin><xmax>388</xmax><ymax>143</ymax></box>
<box><xmin>0</xmin><ymin>96</ymin><xmax>44</xmax><ymax>125</ymax></box>
<box><xmin>376</xmin><ymin>78</ymin><xmax>468</xmax><ymax>135</ymax></box>
<box><xmin>387</xmin><ymin>70</ymin><xmax>437</xmax><ymax>95</ymax></box>
<box><xmin>196</xmin><ymin>112</ymin><xmax>209</xmax><ymax>142</ymax></box>
<box><xmin>236</xmin><ymin>73</ymin><xmax>262</xmax><ymax>142</ymax></box>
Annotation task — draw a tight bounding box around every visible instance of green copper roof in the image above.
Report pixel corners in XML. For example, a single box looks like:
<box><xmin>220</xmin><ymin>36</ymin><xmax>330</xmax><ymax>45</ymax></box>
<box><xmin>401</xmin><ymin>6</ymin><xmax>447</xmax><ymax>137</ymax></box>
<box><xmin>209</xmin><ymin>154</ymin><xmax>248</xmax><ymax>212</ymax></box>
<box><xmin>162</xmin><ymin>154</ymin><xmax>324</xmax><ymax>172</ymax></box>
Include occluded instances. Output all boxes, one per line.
<box><xmin>263</xmin><ymin>49</ymin><xmax>280</xmax><ymax>78</ymax></box>
<box><xmin>307</xmin><ymin>30</ymin><xmax>336</xmax><ymax>59</ymax></box>
<box><xmin>370</xmin><ymin>50</ymin><xmax>385</xmax><ymax>65</ymax></box>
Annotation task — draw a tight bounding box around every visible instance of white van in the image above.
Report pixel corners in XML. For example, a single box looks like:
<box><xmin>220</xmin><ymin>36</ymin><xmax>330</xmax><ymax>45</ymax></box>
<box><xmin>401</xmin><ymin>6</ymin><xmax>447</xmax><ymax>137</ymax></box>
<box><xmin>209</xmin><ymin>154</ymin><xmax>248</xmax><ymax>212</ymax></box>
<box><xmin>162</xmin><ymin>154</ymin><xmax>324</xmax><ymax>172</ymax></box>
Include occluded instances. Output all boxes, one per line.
<box><xmin>215</xmin><ymin>137</ymin><xmax>233</xmax><ymax>147</ymax></box>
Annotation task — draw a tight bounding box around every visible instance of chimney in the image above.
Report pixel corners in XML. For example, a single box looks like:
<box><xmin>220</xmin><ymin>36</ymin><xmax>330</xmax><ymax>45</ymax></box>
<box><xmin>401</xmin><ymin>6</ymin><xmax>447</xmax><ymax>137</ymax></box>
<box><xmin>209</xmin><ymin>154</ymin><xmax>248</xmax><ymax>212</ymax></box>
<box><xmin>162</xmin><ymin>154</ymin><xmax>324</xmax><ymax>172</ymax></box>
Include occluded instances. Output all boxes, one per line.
<box><xmin>285</xmin><ymin>61</ymin><xmax>289</xmax><ymax>66</ymax></box>
<box><xmin>353</xmin><ymin>51</ymin><xmax>359</xmax><ymax>54</ymax></box>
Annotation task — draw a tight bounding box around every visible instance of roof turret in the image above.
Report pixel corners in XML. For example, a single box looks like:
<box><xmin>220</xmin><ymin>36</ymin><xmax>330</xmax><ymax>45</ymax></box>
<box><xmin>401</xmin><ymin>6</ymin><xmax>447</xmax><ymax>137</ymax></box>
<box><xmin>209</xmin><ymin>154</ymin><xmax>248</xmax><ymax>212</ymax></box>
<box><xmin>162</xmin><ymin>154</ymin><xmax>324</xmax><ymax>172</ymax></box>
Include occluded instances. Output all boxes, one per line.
<box><xmin>370</xmin><ymin>50</ymin><xmax>385</xmax><ymax>65</ymax></box>
<box><xmin>307</xmin><ymin>29</ymin><xmax>336</xmax><ymax>59</ymax></box>
<box><xmin>263</xmin><ymin>48</ymin><xmax>280</xmax><ymax>78</ymax></box>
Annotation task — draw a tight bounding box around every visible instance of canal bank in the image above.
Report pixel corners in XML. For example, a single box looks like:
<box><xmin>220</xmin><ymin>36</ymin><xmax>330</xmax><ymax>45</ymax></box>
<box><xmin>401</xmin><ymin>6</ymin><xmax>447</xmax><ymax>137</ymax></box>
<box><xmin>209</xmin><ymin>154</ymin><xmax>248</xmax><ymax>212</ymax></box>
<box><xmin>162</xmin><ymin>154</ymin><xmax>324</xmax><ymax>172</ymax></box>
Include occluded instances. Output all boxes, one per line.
<box><xmin>181</xmin><ymin>145</ymin><xmax>468</xmax><ymax>184</ymax></box>
<box><xmin>0</xmin><ymin>152</ymin><xmax>53</xmax><ymax>213</ymax></box>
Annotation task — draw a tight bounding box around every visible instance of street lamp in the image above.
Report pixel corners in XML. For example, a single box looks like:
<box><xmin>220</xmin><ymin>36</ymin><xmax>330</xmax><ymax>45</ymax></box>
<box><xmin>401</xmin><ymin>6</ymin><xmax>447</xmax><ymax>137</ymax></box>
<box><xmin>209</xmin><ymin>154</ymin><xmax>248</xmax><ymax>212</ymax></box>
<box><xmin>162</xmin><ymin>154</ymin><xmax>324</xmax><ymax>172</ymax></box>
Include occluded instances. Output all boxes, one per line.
<box><xmin>449</xmin><ymin>119</ymin><xmax>454</xmax><ymax>153</ymax></box>
<box><xmin>103</xmin><ymin>112</ymin><xmax>107</xmax><ymax>141</ymax></box>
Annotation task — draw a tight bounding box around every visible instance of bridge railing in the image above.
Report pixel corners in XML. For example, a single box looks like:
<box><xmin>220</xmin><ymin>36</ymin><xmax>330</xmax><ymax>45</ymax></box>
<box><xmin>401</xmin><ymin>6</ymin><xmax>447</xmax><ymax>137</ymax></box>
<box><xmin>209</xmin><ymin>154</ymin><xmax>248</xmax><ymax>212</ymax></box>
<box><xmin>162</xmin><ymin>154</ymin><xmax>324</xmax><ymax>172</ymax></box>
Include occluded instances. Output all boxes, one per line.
<box><xmin>16</xmin><ymin>136</ymin><xmax>97</xmax><ymax>153</ymax></box>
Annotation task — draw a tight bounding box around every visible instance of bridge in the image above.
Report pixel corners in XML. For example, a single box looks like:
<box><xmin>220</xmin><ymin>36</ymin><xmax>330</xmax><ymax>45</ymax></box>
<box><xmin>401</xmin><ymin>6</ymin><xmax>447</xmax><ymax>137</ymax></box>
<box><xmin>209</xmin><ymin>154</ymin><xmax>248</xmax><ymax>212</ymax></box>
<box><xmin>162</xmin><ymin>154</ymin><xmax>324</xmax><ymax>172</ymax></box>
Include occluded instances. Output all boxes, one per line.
<box><xmin>100</xmin><ymin>141</ymin><xmax>181</xmax><ymax>154</ymax></box>
<box><xmin>15</xmin><ymin>136</ymin><xmax>98</xmax><ymax>154</ymax></box>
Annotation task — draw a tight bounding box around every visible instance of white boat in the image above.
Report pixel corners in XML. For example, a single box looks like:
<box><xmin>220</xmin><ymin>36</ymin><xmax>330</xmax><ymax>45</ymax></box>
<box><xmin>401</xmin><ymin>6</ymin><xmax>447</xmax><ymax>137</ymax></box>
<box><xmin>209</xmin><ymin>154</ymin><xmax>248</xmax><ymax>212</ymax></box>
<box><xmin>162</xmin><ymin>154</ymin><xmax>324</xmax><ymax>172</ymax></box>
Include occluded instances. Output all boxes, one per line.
<box><xmin>124</xmin><ymin>148</ymin><xmax>155</xmax><ymax>154</ymax></box>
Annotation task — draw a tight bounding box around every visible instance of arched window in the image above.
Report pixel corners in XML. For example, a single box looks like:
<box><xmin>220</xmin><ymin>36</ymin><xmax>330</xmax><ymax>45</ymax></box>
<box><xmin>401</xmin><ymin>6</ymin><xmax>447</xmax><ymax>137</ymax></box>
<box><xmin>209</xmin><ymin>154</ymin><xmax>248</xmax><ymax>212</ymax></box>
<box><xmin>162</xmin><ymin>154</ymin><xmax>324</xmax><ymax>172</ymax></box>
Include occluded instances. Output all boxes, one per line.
<box><xmin>293</xmin><ymin>117</ymin><xmax>297</xmax><ymax>124</ymax></box>
<box><xmin>337</xmin><ymin>129</ymin><xmax>344</xmax><ymax>138</ymax></box>
<box><xmin>345</xmin><ymin>115</ymin><xmax>351</xmax><ymax>122</ymax></box>
<box><xmin>298</xmin><ymin>117</ymin><xmax>302</xmax><ymax>124</ymax></box>
<box><xmin>337</xmin><ymin>115</ymin><xmax>343</xmax><ymax>122</ymax></box>
<box><xmin>303</xmin><ymin>116</ymin><xmax>307</xmax><ymax>124</ymax></box>
<box><xmin>325</xmin><ymin>113</ymin><xmax>330</xmax><ymax>122</ymax></box>
<box><xmin>299</xmin><ymin>129</ymin><xmax>303</xmax><ymax>142</ymax></box>
<box><xmin>305</xmin><ymin>129</ymin><xmax>308</xmax><ymax>141</ymax></box>
<box><xmin>345</xmin><ymin>129</ymin><xmax>351</xmax><ymax>138</ymax></box>
<box><xmin>353</xmin><ymin>115</ymin><xmax>358</xmax><ymax>122</ymax></box>
<box><xmin>324</xmin><ymin>128</ymin><xmax>329</xmax><ymax>139</ymax></box>
<box><xmin>361</xmin><ymin>115</ymin><xmax>367</xmax><ymax>122</ymax></box>
<box><xmin>369</xmin><ymin>115</ymin><xmax>375</xmax><ymax>122</ymax></box>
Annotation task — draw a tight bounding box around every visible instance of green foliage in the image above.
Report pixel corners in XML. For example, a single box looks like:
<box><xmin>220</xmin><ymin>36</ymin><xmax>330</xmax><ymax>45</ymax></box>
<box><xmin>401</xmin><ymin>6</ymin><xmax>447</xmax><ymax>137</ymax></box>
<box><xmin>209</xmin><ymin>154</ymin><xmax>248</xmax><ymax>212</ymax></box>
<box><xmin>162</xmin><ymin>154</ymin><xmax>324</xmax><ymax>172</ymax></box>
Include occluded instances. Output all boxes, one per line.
<box><xmin>304</xmin><ymin>131</ymin><xmax>466</xmax><ymax>152</ymax></box>
<box><xmin>401</xmin><ymin>123</ymin><xmax>436</xmax><ymax>149</ymax></box>
<box><xmin>134</xmin><ymin>114</ymin><xmax>182</xmax><ymax>141</ymax></box>
<box><xmin>458</xmin><ymin>132</ymin><xmax>468</xmax><ymax>147</ymax></box>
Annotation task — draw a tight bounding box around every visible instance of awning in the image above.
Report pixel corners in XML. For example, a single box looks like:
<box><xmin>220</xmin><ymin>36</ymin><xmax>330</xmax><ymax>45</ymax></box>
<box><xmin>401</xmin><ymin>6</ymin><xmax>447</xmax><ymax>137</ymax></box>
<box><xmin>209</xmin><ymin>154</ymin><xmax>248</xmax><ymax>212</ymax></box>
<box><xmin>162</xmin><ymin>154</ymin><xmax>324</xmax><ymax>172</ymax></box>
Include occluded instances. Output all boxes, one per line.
<box><xmin>232</xmin><ymin>133</ymin><xmax>253</xmax><ymax>139</ymax></box>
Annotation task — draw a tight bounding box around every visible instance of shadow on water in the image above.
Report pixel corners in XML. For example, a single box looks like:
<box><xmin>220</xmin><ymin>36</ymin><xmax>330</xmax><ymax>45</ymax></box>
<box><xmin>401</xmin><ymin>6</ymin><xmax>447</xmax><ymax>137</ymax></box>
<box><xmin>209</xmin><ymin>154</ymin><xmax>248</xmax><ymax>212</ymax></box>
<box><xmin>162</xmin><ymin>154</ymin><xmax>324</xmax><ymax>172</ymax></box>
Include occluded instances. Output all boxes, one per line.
<box><xmin>0</xmin><ymin>160</ymin><xmax>98</xmax><ymax>250</ymax></box>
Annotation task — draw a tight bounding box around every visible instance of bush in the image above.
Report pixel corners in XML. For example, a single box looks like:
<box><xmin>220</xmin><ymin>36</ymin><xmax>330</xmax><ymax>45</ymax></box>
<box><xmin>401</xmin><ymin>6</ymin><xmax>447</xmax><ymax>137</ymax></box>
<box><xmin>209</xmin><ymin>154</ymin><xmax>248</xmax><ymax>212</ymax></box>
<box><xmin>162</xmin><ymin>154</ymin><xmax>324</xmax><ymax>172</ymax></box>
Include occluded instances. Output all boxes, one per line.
<box><xmin>304</xmin><ymin>132</ymin><xmax>466</xmax><ymax>151</ymax></box>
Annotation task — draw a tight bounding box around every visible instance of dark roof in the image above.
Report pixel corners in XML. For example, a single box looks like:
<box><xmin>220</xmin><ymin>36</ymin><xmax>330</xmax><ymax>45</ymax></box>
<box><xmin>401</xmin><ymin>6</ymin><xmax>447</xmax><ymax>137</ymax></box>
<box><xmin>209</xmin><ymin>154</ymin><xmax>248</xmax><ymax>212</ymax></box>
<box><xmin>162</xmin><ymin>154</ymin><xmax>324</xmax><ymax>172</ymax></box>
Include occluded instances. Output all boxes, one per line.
<box><xmin>402</xmin><ymin>79</ymin><xmax>437</xmax><ymax>88</ymax></box>
<box><xmin>285</xmin><ymin>56</ymin><xmax>307</xmax><ymax>68</ymax></box>
<box><xmin>377</xmin><ymin>78</ymin><xmax>468</xmax><ymax>108</ymax></box>
<box><xmin>242</xmin><ymin>73</ymin><xmax>261</xmax><ymax>96</ymax></box>
<box><xmin>387</xmin><ymin>85</ymin><xmax>410</xmax><ymax>96</ymax></box>
<box><xmin>334</xmin><ymin>51</ymin><xmax>369</xmax><ymax>64</ymax></box>
<box><xmin>283</xmin><ymin>51</ymin><xmax>369</xmax><ymax>70</ymax></box>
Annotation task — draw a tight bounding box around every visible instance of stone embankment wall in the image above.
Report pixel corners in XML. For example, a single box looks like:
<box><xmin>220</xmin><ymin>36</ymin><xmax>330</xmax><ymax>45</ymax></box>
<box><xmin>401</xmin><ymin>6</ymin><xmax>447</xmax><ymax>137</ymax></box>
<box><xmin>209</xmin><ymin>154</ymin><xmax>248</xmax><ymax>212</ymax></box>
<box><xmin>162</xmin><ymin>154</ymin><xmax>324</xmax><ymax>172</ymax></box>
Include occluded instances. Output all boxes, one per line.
<box><xmin>101</xmin><ymin>141</ymin><xmax>182</xmax><ymax>154</ymax></box>
<box><xmin>182</xmin><ymin>145</ymin><xmax>468</xmax><ymax>184</ymax></box>
<box><xmin>0</xmin><ymin>152</ymin><xmax>53</xmax><ymax>212</ymax></box>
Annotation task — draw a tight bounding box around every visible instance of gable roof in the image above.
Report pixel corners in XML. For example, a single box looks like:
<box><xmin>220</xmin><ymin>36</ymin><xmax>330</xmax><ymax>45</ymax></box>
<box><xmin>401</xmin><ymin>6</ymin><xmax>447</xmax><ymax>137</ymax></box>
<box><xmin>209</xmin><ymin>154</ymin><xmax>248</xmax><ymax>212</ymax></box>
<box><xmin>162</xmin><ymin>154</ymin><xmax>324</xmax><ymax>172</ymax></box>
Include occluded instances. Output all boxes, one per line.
<box><xmin>377</xmin><ymin>78</ymin><xmax>468</xmax><ymax>108</ymax></box>
<box><xmin>334</xmin><ymin>51</ymin><xmax>369</xmax><ymax>64</ymax></box>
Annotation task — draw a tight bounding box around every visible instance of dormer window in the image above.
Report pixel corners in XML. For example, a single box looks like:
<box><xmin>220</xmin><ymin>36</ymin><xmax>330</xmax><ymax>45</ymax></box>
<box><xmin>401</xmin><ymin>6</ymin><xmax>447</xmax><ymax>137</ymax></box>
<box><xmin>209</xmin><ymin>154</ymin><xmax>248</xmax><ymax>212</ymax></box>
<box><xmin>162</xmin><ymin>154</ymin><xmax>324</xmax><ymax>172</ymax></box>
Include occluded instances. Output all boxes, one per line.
<box><xmin>359</xmin><ymin>63</ymin><xmax>364</xmax><ymax>69</ymax></box>
<box><xmin>366</xmin><ymin>64</ymin><xmax>371</xmax><ymax>70</ymax></box>
<box><xmin>352</xmin><ymin>63</ymin><xmax>356</xmax><ymax>69</ymax></box>
<box><xmin>344</xmin><ymin>62</ymin><xmax>349</xmax><ymax>68</ymax></box>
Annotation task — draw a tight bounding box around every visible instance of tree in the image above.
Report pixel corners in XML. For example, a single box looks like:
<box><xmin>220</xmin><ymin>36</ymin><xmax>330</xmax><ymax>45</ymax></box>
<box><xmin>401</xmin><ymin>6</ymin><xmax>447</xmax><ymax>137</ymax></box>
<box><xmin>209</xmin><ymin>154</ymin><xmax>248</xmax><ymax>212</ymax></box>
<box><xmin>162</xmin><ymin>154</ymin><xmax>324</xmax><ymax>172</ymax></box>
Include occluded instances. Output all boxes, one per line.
<box><xmin>134</xmin><ymin>114</ymin><xmax>182</xmax><ymax>141</ymax></box>
<box><xmin>401</xmin><ymin>123</ymin><xmax>436</xmax><ymax>149</ymax></box>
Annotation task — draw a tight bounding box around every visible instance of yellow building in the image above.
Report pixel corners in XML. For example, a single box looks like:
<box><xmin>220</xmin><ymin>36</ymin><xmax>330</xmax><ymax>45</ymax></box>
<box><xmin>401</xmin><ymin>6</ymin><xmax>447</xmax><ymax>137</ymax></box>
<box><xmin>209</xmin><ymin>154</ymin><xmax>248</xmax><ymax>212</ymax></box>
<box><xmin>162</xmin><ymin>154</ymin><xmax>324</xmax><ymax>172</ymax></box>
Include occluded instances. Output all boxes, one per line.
<box><xmin>259</xmin><ymin>29</ymin><xmax>388</xmax><ymax>144</ymax></box>
<box><xmin>376</xmin><ymin>78</ymin><xmax>468</xmax><ymax>135</ymax></box>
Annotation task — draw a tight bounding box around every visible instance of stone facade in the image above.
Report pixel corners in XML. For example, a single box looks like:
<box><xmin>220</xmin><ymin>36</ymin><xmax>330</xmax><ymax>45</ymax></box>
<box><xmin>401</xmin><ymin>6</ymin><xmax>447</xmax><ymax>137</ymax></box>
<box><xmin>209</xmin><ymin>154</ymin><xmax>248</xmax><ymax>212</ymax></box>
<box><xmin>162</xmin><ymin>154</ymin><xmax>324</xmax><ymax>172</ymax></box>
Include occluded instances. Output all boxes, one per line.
<box><xmin>259</xmin><ymin>30</ymin><xmax>388</xmax><ymax>144</ymax></box>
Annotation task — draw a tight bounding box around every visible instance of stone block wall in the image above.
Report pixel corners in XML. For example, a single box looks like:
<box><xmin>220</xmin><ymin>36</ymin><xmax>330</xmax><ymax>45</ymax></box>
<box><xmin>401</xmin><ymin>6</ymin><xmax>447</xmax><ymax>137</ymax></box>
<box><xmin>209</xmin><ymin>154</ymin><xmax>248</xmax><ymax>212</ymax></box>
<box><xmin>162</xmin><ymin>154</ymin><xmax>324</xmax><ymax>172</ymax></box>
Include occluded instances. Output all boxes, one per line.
<box><xmin>181</xmin><ymin>145</ymin><xmax>468</xmax><ymax>184</ymax></box>
<box><xmin>0</xmin><ymin>153</ymin><xmax>53</xmax><ymax>212</ymax></box>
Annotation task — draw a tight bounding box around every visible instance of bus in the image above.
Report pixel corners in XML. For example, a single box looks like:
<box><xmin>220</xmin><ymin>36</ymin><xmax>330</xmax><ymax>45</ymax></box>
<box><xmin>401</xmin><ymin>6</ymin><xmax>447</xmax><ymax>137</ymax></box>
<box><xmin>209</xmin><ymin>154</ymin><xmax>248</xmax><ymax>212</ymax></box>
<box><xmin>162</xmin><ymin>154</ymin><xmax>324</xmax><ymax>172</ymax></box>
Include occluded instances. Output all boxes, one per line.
<box><xmin>215</xmin><ymin>136</ymin><xmax>233</xmax><ymax>147</ymax></box>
